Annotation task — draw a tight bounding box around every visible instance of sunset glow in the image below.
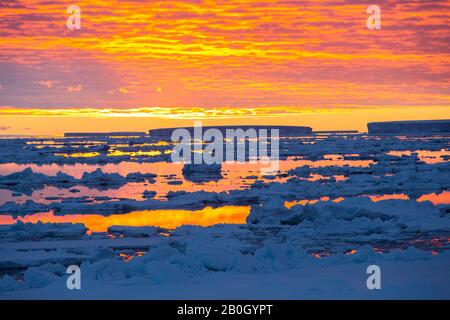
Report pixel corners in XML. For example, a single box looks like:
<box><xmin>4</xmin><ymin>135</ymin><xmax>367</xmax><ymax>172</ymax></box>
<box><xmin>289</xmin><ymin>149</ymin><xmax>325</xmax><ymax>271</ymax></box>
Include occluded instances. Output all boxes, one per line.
<box><xmin>0</xmin><ymin>0</ymin><xmax>448</xmax><ymax>134</ymax></box>
<box><xmin>0</xmin><ymin>206</ymin><xmax>251</xmax><ymax>232</ymax></box>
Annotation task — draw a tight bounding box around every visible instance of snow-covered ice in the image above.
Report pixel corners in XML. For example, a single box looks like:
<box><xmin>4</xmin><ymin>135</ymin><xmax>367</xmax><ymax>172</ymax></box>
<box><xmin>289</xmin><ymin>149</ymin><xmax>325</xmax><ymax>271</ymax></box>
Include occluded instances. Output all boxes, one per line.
<box><xmin>0</xmin><ymin>133</ymin><xmax>449</xmax><ymax>299</ymax></box>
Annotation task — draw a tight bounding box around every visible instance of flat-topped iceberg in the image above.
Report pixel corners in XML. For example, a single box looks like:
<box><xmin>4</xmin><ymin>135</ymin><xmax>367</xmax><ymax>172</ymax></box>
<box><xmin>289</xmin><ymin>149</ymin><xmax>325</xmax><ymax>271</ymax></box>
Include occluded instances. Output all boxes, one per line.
<box><xmin>368</xmin><ymin>119</ymin><xmax>450</xmax><ymax>135</ymax></box>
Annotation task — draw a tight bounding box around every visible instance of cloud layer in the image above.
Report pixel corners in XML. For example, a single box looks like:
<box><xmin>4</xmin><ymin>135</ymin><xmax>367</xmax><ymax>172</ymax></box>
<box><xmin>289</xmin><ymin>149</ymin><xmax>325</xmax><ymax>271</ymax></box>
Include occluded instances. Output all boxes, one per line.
<box><xmin>0</xmin><ymin>0</ymin><xmax>448</xmax><ymax>111</ymax></box>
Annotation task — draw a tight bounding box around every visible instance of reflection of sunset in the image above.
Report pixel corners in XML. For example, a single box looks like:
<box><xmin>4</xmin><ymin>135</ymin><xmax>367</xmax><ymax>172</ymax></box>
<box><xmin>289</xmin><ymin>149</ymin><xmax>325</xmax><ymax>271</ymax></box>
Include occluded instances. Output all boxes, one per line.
<box><xmin>387</xmin><ymin>150</ymin><xmax>450</xmax><ymax>164</ymax></box>
<box><xmin>107</xmin><ymin>150</ymin><xmax>162</xmax><ymax>157</ymax></box>
<box><xmin>0</xmin><ymin>206</ymin><xmax>250</xmax><ymax>233</ymax></box>
<box><xmin>284</xmin><ymin>192</ymin><xmax>450</xmax><ymax>209</ymax></box>
<box><xmin>418</xmin><ymin>191</ymin><xmax>450</xmax><ymax>205</ymax></box>
<box><xmin>368</xmin><ymin>194</ymin><xmax>410</xmax><ymax>202</ymax></box>
<box><xmin>284</xmin><ymin>197</ymin><xmax>344</xmax><ymax>209</ymax></box>
<box><xmin>0</xmin><ymin>157</ymin><xmax>375</xmax><ymax>204</ymax></box>
<box><xmin>55</xmin><ymin>152</ymin><xmax>101</xmax><ymax>158</ymax></box>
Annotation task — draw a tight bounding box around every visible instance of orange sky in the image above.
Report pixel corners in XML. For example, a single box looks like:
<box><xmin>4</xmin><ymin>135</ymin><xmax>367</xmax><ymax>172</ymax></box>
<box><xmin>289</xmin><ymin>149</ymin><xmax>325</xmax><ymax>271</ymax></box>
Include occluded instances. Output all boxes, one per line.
<box><xmin>0</xmin><ymin>0</ymin><xmax>449</xmax><ymax>134</ymax></box>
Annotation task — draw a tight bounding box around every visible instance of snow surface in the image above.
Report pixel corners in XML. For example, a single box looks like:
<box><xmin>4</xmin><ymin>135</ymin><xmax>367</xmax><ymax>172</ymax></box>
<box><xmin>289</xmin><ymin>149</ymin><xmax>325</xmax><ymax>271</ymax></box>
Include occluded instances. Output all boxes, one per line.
<box><xmin>0</xmin><ymin>134</ymin><xmax>449</xmax><ymax>299</ymax></box>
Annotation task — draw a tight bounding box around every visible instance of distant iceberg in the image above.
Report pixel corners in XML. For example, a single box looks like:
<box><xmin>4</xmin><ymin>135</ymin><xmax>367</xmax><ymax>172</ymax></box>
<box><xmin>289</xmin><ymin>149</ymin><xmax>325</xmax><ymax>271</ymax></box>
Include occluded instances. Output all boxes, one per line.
<box><xmin>368</xmin><ymin>119</ymin><xmax>450</xmax><ymax>135</ymax></box>
<box><xmin>64</xmin><ymin>132</ymin><xmax>146</xmax><ymax>137</ymax></box>
<box><xmin>149</xmin><ymin>125</ymin><xmax>312</xmax><ymax>138</ymax></box>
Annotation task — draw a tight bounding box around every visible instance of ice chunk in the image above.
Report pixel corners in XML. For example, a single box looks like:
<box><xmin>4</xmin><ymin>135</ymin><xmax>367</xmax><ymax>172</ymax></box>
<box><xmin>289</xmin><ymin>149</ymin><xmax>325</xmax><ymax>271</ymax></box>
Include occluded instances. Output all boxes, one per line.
<box><xmin>24</xmin><ymin>267</ymin><xmax>59</xmax><ymax>288</ymax></box>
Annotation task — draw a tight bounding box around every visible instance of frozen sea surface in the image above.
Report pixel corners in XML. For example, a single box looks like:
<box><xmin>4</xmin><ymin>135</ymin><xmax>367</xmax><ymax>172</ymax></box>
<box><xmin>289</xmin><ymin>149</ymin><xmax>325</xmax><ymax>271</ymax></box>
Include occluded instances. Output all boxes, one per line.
<box><xmin>0</xmin><ymin>133</ymin><xmax>449</xmax><ymax>299</ymax></box>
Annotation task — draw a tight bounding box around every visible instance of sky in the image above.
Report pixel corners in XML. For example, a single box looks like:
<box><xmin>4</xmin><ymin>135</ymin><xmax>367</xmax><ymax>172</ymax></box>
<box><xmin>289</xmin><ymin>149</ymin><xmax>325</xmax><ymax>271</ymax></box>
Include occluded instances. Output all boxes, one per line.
<box><xmin>0</xmin><ymin>0</ymin><xmax>449</xmax><ymax>134</ymax></box>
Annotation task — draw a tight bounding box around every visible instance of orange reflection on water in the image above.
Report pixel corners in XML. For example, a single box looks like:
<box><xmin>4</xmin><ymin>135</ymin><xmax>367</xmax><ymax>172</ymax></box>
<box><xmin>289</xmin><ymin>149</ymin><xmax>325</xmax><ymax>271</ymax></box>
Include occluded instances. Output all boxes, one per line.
<box><xmin>0</xmin><ymin>216</ymin><xmax>16</xmax><ymax>225</ymax></box>
<box><xmin>285</xmin><ymin>198</ymin><xmax>323</xmax><ymax>208</ymax></box>
<box><xmin>368</xmin><ymin>194</ymin><xmax>410</xmax><ymax>202</ymax></box>
<box><xmin>305</xmin><ymin>173</ymin><xmax>348</xmax><ymax>182</ymax></box>
<box><xmin>0</xmin><ymin>156</ymin><xmax>374</xmax><ymax>178</ymax></box>
<box><xmin>0</xmin><ymin>206</ymin><xmax>250</xmax><ymax>233</ymax></box>
<box><xmin>107</xmin><ymin>150</ymin><xmax>162</xmax><ymax>157</ymax></box>
<box><xmin>55</xmin><ymin>152</ymin><xmax>101</xmax><ymax>158</ymax></box>
<box><xmin>283</xmin><ymin>192</ymin><xmax>450</xmax><ymax>209</ymax></box>
<box><xmin>417</xmin><ymin>191</ymin><xmax>450</xmax><ymax>205</ymax></box>
<box><xmin>387</xmin><ymin>149</ymin><xmax>450</xmax><ymax>164</ymax></box>
<box><xmin>279</xmin><ymin>156</ymin><xmax>374</xmax><ymax>169</ymax></box>
<box><xmin>284</xmin><ymin>196</ymin><xmax>344</xmax><ymax>209</ymax></box>
<box><xmin>119</xmin><ymin>253</ymin><xmax>134</xmax><ymax>262</ymax></box>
